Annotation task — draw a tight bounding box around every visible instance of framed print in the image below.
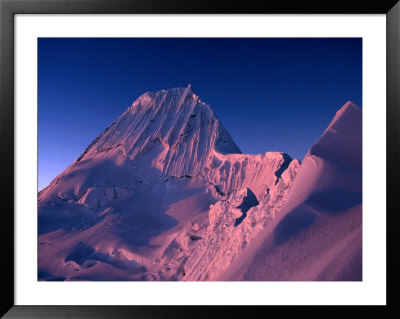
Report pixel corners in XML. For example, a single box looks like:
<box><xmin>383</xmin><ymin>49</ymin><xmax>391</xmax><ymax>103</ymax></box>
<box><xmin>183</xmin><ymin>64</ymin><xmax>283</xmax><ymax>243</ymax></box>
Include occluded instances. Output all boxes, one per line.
<box><xmin>1</xmin><ymin>0</ymin><xmax>399</xmax><ymax>318</ymax></box>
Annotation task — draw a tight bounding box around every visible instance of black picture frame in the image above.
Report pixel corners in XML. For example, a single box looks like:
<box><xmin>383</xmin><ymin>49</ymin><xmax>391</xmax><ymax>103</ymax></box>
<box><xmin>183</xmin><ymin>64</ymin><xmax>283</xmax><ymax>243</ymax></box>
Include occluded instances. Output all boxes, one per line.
<box><xmin>1</xmin><ymin>0</ymin><xmax>399</xmax><ymax>318</ymax></box>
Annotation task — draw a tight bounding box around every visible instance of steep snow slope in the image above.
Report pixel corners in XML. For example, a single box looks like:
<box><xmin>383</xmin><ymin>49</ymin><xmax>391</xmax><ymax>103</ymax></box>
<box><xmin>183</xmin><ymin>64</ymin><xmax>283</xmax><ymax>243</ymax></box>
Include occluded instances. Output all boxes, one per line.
<box><xmin>219</xmin><ymin>101</ymin><xmax>362</xmax><ymax>281</ymax></box>
<box><xmin>38</xmin><ymin>86</ymin><xmax>299</xmax><ymax>281</ymax></box>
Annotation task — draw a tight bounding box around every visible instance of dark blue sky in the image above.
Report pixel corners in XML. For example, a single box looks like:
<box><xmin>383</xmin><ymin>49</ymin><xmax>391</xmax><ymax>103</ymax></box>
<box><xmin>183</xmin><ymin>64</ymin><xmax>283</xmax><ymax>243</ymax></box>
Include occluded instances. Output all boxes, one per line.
<box><xmin>38</xmin><ymin>38</ymin><xmax>362</xmax><ymax>190</ymax></box>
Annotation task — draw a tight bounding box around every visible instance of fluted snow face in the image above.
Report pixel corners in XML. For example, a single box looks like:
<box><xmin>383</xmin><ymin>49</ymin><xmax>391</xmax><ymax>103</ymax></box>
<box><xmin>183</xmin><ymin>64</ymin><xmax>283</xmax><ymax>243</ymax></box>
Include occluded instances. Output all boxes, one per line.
<box><xmin>38</xmin><ymin>86</ymin><xmax>300</xmax><ymax>281</ymax></box>
<box><xmin>78</xmin><ymin>86</ymin><xmax>241</xmax><ymax>176</ymax></box>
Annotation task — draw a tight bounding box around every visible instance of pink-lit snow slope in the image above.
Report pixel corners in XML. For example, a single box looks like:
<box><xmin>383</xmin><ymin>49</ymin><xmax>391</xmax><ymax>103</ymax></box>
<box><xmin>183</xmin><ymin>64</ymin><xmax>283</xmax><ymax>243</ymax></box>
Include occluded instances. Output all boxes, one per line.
<box><xmin>220</xmin><ymin>101</ymin><xmax>362</xmax><ymax>281</ymax></box>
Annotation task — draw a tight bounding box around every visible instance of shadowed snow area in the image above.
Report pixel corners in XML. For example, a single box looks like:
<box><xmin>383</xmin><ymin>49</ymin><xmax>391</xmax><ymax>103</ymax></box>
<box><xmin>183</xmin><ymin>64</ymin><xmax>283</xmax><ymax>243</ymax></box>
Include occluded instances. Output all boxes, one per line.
<box><xmin>234</xmin><ymin>188</ymin><xmax>259</xmax><ymax>226</ymax></box>
<box><xmin>220</xmin><ymin>101</ymin><xmax>362</xmax><ymax>281</ymax></box>
<box><xmin>38</xmin><ymin>88</ymin><xmax>361</xmax><ymax>281</ymax></box>
<box><xmin>304</xmin><ymin>189</ymin><xmax>361</xmax><ymax>214</ymax></box>
<box><xmin>273</xmin><ymin>205</ymin><xmax>316</xmax><ymax>245</ymax></box>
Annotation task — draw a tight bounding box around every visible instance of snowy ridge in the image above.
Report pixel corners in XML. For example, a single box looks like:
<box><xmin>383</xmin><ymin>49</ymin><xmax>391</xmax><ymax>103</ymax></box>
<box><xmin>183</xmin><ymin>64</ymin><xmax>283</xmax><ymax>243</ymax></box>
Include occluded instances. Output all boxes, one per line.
<box><xmin>220</xmin><ymin>101</ymin><xmax>362</xmax><ymax>281</ymax></box>
<box><xmin>206</xmin><ymin>151</ymin><xmax>296</xmax><ymax>199</ymax></box>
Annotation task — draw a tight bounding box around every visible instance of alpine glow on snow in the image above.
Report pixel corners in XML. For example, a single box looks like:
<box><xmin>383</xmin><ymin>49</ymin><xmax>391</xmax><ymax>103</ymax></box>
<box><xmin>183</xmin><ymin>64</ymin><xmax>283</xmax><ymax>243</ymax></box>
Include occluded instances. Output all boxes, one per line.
<box><xmin>38</xmin><ymin>38</ymin><xmax>362</xmax><ymax>281</ymax></box>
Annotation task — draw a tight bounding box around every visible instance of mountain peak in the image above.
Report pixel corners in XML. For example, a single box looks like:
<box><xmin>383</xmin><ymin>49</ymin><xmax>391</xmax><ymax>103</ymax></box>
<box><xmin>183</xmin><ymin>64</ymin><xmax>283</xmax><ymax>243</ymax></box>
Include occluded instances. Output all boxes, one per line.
<box><xmin>131</xmin><ymin>86</ymin><xmax>198</xmax><ymax>109</ymax></box>
<box><xmin>334</xmin><ymin>100</ymin><xmax>360</xmax><ymax>118</ymax></box>
<box><xmin>328</xmin><ymin>100</ymin><xmax>361</xmax><ymax>131</ymax></box>
<box><xmin>74</xmin><ymin>86</ymin><xmax>241</xmax><ymax>177</ymax></box>
<box><xmin>308</xmin><ymin>101</ymin><xmax>362</xmax><ymax>166</ymax></box>
<box><xmin>38</xmin><ymin>87</ymin><xmax>302</xmax><ymax>282</ymax></box>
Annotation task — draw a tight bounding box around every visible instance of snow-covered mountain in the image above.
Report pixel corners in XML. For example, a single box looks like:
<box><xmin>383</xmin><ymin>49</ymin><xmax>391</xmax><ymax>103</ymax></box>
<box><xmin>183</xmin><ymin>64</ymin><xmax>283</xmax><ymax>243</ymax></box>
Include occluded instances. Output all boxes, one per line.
<box><xmin>220</xmin><ymin>101</ymin><xmax>362</xmax><ymax>281</ymax></box>
<box><xmin>39</xmin><ymin>85</ymin><xmax>240</xmax><ymax>208</ymax></box>
<box><xmin>38</xmin><ymin>86</ymin><xmax>361</xmax><ymax>281</ymax></box>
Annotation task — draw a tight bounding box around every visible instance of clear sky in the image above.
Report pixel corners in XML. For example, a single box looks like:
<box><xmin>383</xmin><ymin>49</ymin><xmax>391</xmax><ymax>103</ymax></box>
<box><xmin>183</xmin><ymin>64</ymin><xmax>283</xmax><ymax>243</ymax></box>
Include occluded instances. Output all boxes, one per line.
<box><xmin>38</xmin><ymin>38</ymin><xmax>362</xmax><ymax>190</ymax></box>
